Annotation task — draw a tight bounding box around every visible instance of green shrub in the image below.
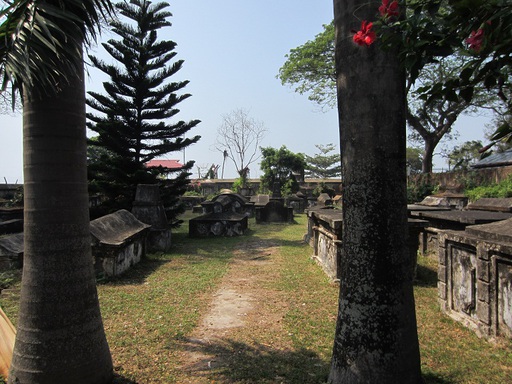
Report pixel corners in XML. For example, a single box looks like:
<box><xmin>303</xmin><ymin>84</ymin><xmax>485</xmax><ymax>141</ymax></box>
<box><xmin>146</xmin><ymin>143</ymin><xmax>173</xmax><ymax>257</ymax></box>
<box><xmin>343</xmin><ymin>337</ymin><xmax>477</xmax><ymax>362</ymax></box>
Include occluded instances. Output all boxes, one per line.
<box><xmin>465</xmin><ymin>174</ymin><xmax>512</xmax><ymax>202</ymax></box>
<box><xmin>407</xmin><ymin>182</ymin><xmax>435</xmax><ymax>204</ymax></box>
<box><xmin>312</xmin><ymin>182</ymin><xmax>335</xmax><ymax>198</ymax></box>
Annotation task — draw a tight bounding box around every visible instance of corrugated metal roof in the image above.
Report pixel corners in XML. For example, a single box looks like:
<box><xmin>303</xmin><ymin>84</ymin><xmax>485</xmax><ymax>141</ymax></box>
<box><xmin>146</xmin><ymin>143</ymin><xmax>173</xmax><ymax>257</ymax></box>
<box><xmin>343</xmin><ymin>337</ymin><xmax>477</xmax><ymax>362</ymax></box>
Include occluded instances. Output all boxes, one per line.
<box><xmin>472</xmin><ymin>148</ymin><xmax>512</xmax><ymax>168</ymax></box>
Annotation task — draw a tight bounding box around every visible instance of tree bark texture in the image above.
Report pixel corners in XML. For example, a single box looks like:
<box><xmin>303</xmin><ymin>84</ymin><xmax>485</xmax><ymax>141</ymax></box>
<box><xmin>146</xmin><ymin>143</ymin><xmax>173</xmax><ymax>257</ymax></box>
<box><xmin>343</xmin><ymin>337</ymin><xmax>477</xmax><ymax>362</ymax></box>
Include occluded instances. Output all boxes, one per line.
<box><xmin>329</xmin><ymin>1</ymin><xmax>422</xmax><ymax>383</ymax></box>
<box><xmin>8</xmin><ymin>61</ymin><xmax>113</xmax><ymax>383</ymax></box>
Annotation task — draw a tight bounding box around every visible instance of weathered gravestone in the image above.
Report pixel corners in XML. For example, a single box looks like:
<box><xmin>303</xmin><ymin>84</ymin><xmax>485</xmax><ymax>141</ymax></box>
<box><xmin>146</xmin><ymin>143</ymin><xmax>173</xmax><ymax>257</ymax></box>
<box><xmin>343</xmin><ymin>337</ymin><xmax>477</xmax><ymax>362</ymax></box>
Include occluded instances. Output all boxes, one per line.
<box><xmin>90</xmin><ymin>209</ymin><xmax>150</xmax><ymax>277</ymax></box>
<box><xmin>189</xmin><ymin>193</ymin><xmax>252</xmax><ymax>237</ymax></box>
<box><xmin>131</xmin><ymin>184</ymin><xmax>172</xmax><ymax>252</ymax></box>
<box><xmin>255</xmin><ymin>200</ymin><xmax>294</xmax><ymax>224</ymax></box>
<box><xmin>439</xmin><ymin>217</ymin><xmax>512</xmax><ymax>340</ymax></box>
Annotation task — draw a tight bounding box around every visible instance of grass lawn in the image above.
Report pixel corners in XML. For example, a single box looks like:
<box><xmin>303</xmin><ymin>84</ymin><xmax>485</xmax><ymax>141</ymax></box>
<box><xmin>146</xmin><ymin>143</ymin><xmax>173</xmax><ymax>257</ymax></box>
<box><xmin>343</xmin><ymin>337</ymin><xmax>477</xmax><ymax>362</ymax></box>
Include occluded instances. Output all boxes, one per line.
<box><xmin>1</xmin><ymin>212</ymin><xmax>511</xmax><ymax>383</ymax></box>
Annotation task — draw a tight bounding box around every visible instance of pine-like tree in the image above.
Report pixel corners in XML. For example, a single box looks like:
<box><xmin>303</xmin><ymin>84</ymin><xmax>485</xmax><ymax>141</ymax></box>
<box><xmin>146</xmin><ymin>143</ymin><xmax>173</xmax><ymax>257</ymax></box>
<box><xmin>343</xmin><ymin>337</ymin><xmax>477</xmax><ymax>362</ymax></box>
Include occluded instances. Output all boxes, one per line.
<box><xmin>304</xmin><ymin>143</ymin><xmax>341</xmax><ymax>179</ymax></box>
<box><xmin>87</xmin><ymin>0</ymin><xmax>200</xmax><ymax>224</ymax></box>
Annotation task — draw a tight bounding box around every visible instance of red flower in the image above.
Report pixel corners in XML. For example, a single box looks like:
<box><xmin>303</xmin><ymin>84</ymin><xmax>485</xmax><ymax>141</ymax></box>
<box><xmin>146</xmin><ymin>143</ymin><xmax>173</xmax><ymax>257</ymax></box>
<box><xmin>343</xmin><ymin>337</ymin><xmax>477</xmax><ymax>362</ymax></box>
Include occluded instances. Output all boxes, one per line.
<box><xmin>466</xmin><ymin>29</ymin><xmax>485</xmax><ymax>52</ymax></box>
<box><xmin>353</xmin><ymin>21</ymin><xmax>376</xmax><ymax>46</ymax></box>
<box><xmin>379</xmin><ymin>0</ymin><xmax>399</xmax><ymax>18</ymax></box>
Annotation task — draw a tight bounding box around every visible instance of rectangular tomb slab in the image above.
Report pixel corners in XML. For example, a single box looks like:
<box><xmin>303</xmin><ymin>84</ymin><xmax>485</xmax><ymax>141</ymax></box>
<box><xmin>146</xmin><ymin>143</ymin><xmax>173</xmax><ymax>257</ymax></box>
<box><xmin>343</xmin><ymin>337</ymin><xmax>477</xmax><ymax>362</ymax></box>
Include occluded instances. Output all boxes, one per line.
<box><xmin>465</xmin><ymin>217</ymin><xmax>512</xmax><ymax>244</ymax></box>
<box><xmin>189</xmin><ymin>212</ymin><xmax>248</xmax><ymax>237</ymax></box>
<box><xmin>466</xmin><ymin>198</ymin><xmax>512</xmax><ymax>212</ymax></box>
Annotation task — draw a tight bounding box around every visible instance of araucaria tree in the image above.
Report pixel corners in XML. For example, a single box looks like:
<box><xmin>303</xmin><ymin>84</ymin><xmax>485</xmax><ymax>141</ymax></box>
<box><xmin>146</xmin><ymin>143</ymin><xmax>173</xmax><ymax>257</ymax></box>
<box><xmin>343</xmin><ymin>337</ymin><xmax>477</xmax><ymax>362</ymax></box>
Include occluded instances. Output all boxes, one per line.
<box><xmin>215</xmin><ymin>108</ymin><xmax>266</xmax><ymax>181</ymax></box>
<box><xmin>87</xmin><ymin>0</ymin><xmax>200</xmax><ymax>222</ymax></box>
<box><xmin>304</xmin><ymin>143</ymin><xmax>341</xmax><ymax>179</ymax></box>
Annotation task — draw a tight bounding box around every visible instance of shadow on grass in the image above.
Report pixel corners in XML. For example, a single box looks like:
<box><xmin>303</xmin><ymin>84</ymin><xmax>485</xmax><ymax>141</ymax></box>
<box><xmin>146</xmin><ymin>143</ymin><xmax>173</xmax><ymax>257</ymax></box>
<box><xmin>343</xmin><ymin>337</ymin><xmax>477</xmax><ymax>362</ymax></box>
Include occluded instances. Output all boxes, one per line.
<box><xmin>97</xmin><ymin>257</ymin><xmax>171</xmax><ymax>286</ymax></box>
<box><xmin>111</xmin><ymin>373</ymin><xmax>138</xmax><ymax>384</ymax></box>
<box><xmin>179</xmin><ymin>337</ymin><xmax>330</xmax><ymax>384</ymax></box>
<box><xmin>422</xmin><ymin>371</ymin><xmax>456</xmax><ymax>384</ymax></box>
<box><xmin>414</xmin><ymin>264</ymin><xmax>438</xmax><ymax>288</ymax></box>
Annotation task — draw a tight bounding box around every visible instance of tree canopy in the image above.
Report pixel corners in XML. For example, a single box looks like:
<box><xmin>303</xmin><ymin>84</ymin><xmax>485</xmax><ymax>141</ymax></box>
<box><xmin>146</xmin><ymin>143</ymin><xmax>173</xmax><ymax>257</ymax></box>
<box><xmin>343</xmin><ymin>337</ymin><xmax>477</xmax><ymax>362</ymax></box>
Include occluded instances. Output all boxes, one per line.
<box><xmin>278</xmin><ymin>2</ymin><xmax>511</xmax><ymax>172</ymax></box>
<box><xmin>277</xmin><ymin>22</ymin><xmax>336</xmax><ymax>110</ymax></box>
<box><xmin>304</xmin><ymin>143</ymin><xmax>341</xmax><ymax>179</ymax></box>
<box><xmin>447</xmin><ymin>140</ymin><xmax>483</xmax><ymax>170</ymax></box>
<box><xmin>259</xmin><ymin>145</ymin><xmax>305</xmax><ymax>197</ymax></box>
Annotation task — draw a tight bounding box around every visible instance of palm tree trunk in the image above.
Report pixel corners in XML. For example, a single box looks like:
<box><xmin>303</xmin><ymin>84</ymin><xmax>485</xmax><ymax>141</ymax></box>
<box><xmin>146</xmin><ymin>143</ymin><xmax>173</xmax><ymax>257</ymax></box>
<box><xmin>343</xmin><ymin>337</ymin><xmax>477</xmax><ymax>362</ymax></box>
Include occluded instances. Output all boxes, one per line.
<box><xmin>8</xmin><ymin>60</ymin><xmax>113</xmax><ymax>383</ymax></box>
<box><xmin>329</xmin><ymin>0</ymin><xmax>422</xmax><ymax>382</ymax></box>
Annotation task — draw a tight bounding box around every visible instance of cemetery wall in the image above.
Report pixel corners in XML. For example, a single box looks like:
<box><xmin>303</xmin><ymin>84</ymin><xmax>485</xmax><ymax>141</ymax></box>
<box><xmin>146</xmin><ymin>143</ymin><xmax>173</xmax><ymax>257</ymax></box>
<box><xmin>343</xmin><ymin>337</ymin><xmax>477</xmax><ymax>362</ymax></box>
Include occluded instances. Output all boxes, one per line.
<box><xmin>409</xmin><ymin>165</ymin><xmax>512</xmax><ymax>191</ymax></box>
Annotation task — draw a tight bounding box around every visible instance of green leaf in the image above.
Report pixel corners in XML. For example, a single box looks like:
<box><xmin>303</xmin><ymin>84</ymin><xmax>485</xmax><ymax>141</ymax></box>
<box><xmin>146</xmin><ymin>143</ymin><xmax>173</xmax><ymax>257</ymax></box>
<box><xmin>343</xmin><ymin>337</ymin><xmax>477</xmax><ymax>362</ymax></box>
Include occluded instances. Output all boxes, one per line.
<box><xmin>490</xmin><ymin>122</ymin><xmax>512</xmax><ymax>141</ymax></box>
<box><xmin>459</xmin><ymin>86</ymin><xmax>474</xmax><ymax>103</ymax></box>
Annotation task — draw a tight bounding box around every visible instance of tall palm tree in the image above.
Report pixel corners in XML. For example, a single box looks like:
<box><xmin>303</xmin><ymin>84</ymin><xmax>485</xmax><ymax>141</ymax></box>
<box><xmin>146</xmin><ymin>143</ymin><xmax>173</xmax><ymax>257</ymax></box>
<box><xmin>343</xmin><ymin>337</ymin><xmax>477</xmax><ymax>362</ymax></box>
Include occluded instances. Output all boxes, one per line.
<box><xmin>0</xmin><ymin>1</ymin><xmax>114</xmax><ymax>382</ymax></box>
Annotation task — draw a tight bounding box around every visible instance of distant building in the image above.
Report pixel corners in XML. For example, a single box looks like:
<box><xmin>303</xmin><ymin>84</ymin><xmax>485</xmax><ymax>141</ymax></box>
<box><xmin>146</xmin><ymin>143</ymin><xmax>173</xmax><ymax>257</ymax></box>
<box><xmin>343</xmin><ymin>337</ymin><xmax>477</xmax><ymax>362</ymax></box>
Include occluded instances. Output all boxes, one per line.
<box><xmin>145</xmin><ymin>159</ymin><xmax>183</xmax><ymax>179</ymax></box>
<box><xmin>472</xmin><ymin>148</ymin><xmax>512</xmax><ymax>169</ymax></box>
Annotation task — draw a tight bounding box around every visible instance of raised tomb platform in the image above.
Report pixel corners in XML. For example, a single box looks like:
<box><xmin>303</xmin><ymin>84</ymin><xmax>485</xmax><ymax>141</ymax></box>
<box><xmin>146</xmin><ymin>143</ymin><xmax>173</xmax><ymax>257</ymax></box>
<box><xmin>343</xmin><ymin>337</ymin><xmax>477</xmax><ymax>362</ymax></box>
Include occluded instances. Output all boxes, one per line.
<box><xmin>189</xmin><ymin>193</ymin><xmax>252</xmax><ymax>237</ymax></box>
<box><xmin>1</xmin><ymin>210</ymin><xmax>150</xmax><ymax>277</ymax></box>
<box><xmin>90</xmin><ymin>209</ymin><xmax>150</xmax><ymax>277</ymax></box>
<box><xmin>305</xmin><ymin>207</ymin><xmax>427</xmax><ymax>282</ymax></box>
<box><xmin>439</xmin><ymin>217</ymin><xmax>512</xmax><ymax>340</ymax></box>
<box><xmin>409</xmin><ymin>197</ymin><xmax>512</xmax><ymax>256</ymax></box>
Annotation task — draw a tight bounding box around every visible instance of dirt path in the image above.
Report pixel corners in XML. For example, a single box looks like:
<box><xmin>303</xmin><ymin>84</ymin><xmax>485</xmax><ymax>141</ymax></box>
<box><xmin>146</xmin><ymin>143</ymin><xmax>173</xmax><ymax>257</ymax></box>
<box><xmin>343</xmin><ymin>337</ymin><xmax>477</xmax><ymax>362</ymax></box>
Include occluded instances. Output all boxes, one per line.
<box><xmin>176</xmin><ymin>238</ymin><xmax>294</xmax><ymax>383</ymax></box>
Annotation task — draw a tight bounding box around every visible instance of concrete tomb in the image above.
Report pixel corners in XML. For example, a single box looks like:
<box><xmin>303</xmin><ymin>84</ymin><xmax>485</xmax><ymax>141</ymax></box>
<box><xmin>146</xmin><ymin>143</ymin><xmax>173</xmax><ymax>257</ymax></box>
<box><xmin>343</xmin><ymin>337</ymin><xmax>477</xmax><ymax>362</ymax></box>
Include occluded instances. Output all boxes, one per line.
<box><xmin>409</xmin><ymin>198</ymin><xmax>512</xmax><ymax>256</ymax></box>
<box><xmin>0</xmin><ymin>210</ymin><xmax>150</xmax><ymax>277</ymax></box>
<box><xmin>305</xmin><ymin>207</ymin><xmax>427</xmax><ymax>282</ymax></box>
<box><xmin>316</xmin><ymin>193</ymin><xmax>333</xmax><ymax>207</ymax></box>
<box><xmin>439</xmin><ymin>217</ymin><xmax>512</xmax><ymax>340</ymax></box>
<box><xmin>189</xmin><ymin>193</ymin><xmax>252</xmax><ymax>237</ymax></box>
<box><xmin>131</xmin><ymin>184</ymin><xmax>172</xmax><ymax>252</ymax></box>
<box><xmin>255</xmin><ymin>200</ymin><xmax>294</xmax><ymax>224</ymax></box>
<box><xmin>0</xmin><ymin>207</ymin><xmax>23</xmax><ymax>236</ymax></box>
<box><xmin>90</xmin><ymin>209</ymin><xmax>150</xmax><ymax>277</ymax></box>
<box><xmin>286</xmin><ymin>192</ymin><xmax>307</xmax><ymax>214</ymax></box>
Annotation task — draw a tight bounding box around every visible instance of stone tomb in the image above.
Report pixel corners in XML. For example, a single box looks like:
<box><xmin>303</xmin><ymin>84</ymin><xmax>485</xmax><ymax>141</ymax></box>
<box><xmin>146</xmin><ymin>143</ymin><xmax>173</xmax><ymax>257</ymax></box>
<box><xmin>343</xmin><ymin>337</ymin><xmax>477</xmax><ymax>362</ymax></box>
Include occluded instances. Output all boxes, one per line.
<box><xmin>189</xmin><ymin>193</ymin><xmax>252</xmax><ymax>237</ymax></box>
<box><xmin>305</xmin><ymin>207</ymin><xmax>427</xmax><ymax>281</ymax></box>
<box><xmin>0</xmin><ymin>233</ymin><xmax>23</xmax><ymax>270</ymax></box>
<box><xmin>286</xmin><ymin>192</ymin><xmax>307</xmax><ymax>213</ymax></box>
<box><xmin>438</xmin><ymin>217</ymin><xmax>512</xmax><ymax>340</ymax></box>
<box><xmin>0</xmin><ymin>210</ymin><xmax>150</xmax><ymax>277</ymax></box>
<box><xmin>255</xmin><ymin>200</ymin><xmax>294</xmax><ymax>224</ymax></box>
<box><xmin>131</xmin><ymin>184</ymin><xmax>172</xmax><ymax>252</ymax></box>
<box><xmin>201</xmin><ymin>192</ymin><xmax>254</xmax><ymax>216</ymax></box>
<box><xmin>90</xmin><ymin>209</ymin><xmax>150</xmax><ymax>277</ymax></box>
<box><xmin>250</xmin><ymin>194</ymin><xmax>270</xmax><ymax>208</ymax></box>
<box><xmin>409</xmin><ymin>198</ymin><xmax>512</xmax><ymax>256</ymax></box>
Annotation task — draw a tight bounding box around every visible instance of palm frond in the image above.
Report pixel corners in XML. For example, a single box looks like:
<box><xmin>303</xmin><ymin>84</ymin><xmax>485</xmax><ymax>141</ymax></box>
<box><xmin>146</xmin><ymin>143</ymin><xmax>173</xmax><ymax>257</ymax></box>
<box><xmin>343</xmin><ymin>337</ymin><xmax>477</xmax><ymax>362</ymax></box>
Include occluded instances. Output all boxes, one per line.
<box><xmin>0</xmin><ymin>0</ymin><xmax>114</xmax><ymax>99</ymax></box>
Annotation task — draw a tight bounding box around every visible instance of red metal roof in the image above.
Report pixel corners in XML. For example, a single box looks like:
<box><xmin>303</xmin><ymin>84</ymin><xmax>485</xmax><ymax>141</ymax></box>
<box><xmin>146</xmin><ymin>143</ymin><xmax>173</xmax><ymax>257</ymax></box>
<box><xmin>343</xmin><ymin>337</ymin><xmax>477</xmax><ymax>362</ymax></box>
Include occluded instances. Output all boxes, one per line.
<box><xmin>145</xmin><ymin>159</ymin><xmax>183</xmax><ymax>169</ymax></box>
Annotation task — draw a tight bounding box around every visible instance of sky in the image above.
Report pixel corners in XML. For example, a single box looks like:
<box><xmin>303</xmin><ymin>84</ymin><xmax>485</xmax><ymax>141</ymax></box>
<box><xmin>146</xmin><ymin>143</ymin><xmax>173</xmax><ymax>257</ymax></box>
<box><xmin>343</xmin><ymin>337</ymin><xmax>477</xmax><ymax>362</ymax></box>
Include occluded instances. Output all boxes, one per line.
<box><xmin>0</xmin><ymin>0</ymin><xmax>493</xmax><ymax>183</ymax></box>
